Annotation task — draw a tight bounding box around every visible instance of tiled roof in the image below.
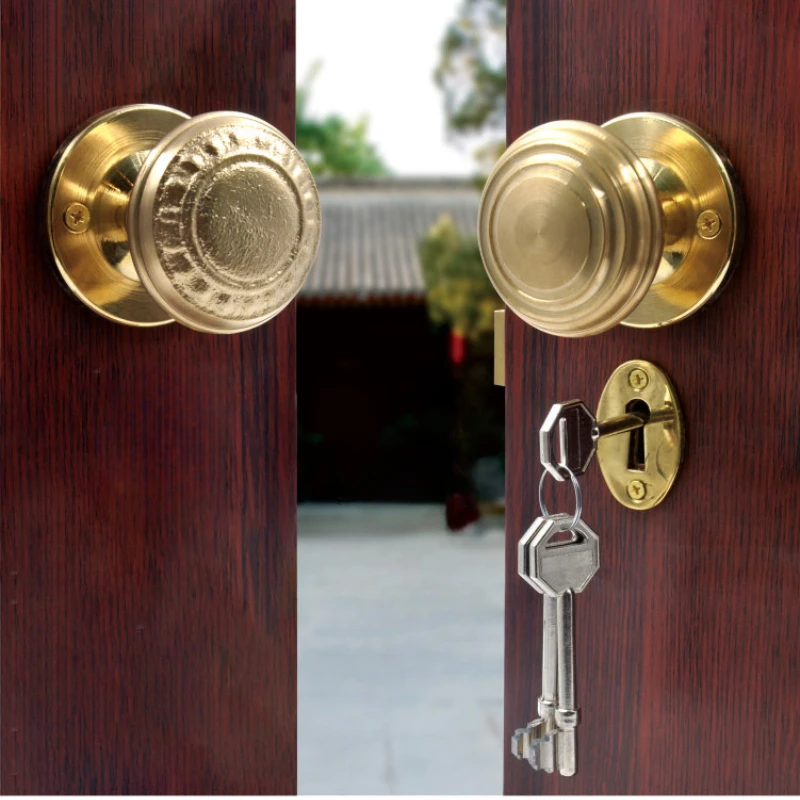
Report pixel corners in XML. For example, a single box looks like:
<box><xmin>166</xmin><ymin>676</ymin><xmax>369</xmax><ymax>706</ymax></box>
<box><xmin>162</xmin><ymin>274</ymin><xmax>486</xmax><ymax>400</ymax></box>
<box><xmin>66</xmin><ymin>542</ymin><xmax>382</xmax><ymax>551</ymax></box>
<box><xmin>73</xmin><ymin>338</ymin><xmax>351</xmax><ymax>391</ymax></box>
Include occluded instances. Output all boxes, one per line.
<box><xmin>300</xmin><ymin>178</ymin><xmax>480</xmax><ymax>304</ymax></box>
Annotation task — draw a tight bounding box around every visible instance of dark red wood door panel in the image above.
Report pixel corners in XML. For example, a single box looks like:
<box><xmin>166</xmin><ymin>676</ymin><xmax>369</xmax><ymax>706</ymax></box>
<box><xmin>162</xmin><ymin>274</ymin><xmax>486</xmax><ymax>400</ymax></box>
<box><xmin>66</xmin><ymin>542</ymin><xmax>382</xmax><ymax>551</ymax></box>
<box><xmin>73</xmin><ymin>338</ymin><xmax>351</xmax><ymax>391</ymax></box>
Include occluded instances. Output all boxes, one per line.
<box><xmin>1</xmin><ymin>0</ymin><xmax>296</xmax><ymax>792</ymax></box>
<box><xmin>504</xmin><ymin>0</ymin><xmax>800</xmax><ymax>793</ymax></box>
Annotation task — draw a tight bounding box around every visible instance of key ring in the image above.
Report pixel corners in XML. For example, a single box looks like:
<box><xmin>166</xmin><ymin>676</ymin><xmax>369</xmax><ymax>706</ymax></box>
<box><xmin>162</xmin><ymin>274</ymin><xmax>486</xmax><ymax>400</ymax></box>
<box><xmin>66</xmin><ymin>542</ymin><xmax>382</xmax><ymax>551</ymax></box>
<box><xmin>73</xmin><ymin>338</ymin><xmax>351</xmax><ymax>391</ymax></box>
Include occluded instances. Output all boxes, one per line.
<box><xmin>538</xmin><ymin>464</ymin><xmax>583</xmax><ymax>530</ymax></box>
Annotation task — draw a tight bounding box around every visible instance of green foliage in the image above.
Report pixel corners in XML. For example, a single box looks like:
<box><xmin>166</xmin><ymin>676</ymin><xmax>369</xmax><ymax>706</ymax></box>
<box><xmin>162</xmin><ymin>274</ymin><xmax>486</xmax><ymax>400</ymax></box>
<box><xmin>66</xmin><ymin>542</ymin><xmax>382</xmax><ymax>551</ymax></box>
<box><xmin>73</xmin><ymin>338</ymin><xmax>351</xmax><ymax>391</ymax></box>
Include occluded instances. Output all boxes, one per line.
<box><xmin>419</xmin><ymin>214</ymin><xmax>500</xmax><ymax>340</ymax></box>
<box><xmin>297</xmin><ymin>63</ymin><xmax>389</xmax><ymax>178</ymax></box>
<box><xmin>435</xmin><ymin>0</ymin><xmax>506</xmax><ymax>139</ymax></box>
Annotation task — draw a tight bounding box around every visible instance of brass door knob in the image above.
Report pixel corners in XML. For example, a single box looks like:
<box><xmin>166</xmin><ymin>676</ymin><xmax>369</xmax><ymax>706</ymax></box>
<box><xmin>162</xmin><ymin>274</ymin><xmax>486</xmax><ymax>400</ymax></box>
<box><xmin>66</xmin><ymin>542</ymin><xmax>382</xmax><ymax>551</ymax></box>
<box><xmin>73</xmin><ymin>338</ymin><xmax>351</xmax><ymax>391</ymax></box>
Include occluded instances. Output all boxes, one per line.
<box><xmin>478</xmin><ymin>113</ymin><xmax>742</xmax><ymax>337</ymax></box>
<box><xmin>46</xmin><ymin>104</ymin><xmax>320</xmax><ymax>333</ymax></box>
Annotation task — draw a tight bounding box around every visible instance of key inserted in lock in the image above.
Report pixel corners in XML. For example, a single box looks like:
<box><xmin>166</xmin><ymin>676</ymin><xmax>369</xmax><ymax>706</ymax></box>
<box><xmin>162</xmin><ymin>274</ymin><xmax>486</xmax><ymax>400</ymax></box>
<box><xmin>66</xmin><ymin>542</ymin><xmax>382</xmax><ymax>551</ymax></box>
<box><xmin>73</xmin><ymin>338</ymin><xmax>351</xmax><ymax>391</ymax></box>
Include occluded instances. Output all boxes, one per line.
<box><xmin>596</xmin><ymin>360</ymin><xmax>684</xmax><ymax>510</ymax></box>
<box><xmin>539</xmin><ymin>402</ymin><xmax>650</xmax><ymax>481</ymax></box>
<box><xmin>540</xmin><ymin>360</ymin><xmax>683</xmax><ymax>510</ymax></box>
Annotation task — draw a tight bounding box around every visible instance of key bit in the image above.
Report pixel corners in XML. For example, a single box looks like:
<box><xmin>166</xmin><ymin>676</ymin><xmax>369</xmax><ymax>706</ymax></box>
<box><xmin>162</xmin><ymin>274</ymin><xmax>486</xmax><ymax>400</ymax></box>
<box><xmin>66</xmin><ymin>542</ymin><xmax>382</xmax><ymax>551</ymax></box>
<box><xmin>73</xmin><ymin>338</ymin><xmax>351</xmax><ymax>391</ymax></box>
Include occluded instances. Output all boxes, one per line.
<box><xmin>511</xmin><ymin>727</ymin><xmax>527</xmax><ymax>760</ymax></box>
<box><xmin>511</xmin><ymin>720</ymin><xmax>545</xmax><ymax>760</ymax></box>
<box><xmin>511</xmin><ymin>719</ymin><xmax>557</xmax><ymax>773</ymax></box>
<box><xmin>529</xmin><ymin>729</ymin><xmax>557</xmax><ymax>773</ymax></box>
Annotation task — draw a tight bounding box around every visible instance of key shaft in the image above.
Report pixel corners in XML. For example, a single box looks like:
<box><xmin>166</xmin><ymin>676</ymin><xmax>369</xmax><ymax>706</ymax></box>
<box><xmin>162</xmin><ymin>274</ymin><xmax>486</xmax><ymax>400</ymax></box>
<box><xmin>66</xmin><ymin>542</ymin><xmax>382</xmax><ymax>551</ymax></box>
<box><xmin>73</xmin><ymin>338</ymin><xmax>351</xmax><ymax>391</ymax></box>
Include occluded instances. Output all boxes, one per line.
<box><xmin>541</xmin><ymin>594</ymin><xmax>558</xmax><ymax>711</ymax></box>
<box><xmin>594</xmin><ymin>405</ymin><xmax>675</xmax><ymax>439</ymax></box>
<box><xmin>593</xmin><ymin>411</ymin><xmax>645</xmax><ymax>438</ymax></box>
<box><xmin>533</xmin><ymin>594</ymin><xmax>558</xmax><ymax>772</ymax></box>
<box><xmin>555</xmin><ymin>590</ymin><xmax>577</xmax><ymax>777</ymax></box>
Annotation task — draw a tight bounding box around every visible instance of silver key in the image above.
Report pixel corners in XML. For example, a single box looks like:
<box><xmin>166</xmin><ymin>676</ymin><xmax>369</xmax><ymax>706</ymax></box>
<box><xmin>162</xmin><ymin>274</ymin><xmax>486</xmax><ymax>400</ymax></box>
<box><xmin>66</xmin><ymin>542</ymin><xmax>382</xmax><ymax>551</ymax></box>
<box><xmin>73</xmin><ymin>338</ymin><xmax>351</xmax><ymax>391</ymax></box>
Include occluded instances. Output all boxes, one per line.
<box><xmin>539</xmin><ymin>400</ymin><xmax>651</xmax><ymax>482</ymax></box>
<box><xmin>539</xmin><ymin>401</ymin><xmax>596</xmax><ymax>481</ymax></box>
<box><xmin>523</xmin><ymin>513</ymin><xmax>600</xmax><ymax>776</ymax></box>
<box><xmin>516</xmin><ymin>512</ymin><xmax>596</xmax><ymax>772</ymax></box>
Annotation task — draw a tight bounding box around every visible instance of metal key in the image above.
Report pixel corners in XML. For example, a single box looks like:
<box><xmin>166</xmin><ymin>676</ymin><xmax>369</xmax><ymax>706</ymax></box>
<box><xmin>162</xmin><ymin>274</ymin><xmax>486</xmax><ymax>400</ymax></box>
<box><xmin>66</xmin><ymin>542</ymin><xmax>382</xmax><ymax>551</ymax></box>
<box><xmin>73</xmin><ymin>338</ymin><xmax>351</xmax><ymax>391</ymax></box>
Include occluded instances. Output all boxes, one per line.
<box><xmin>539</xmin><ymin>400</ymin><xmax>650</xmax><ymax>481</ymax></box>
<box><xmin>539</xmin><ymin>401</ymin><xmax>596</xmax><ymax>481</ymax></box>
<box><xmin>522</xmin><ymin>512</ymin><xmax>600</xmax><ymax>776</ymax></box>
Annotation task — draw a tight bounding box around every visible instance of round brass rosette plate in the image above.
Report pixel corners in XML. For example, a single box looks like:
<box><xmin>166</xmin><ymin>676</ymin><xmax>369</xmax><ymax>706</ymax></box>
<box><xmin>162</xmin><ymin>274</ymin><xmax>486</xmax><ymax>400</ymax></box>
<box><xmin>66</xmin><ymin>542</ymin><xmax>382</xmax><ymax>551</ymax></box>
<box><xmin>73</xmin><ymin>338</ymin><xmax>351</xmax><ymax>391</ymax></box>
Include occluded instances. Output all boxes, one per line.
<box><xmin>596</xmin><ymin>360</ymin><xmax>684</xmax><ymax>511</ymax></box>
<box><xmin>47</xmin><ymin>105</ymin><xmax>188</xmax><ymax>326</ymax></box>
<box><xmin>603</xmin><ymin>113</ymin><xmax>742</xmax><ymax>329</ymax></box>
<box><xmin>46</xmin><ymin>104</ymin><xmax>321</xmax><ymax>332</ymax></box>
<box><xmin>478</xmin><ymin>112</ymin><xmax>742</xmax><ymax>336</ymax></box>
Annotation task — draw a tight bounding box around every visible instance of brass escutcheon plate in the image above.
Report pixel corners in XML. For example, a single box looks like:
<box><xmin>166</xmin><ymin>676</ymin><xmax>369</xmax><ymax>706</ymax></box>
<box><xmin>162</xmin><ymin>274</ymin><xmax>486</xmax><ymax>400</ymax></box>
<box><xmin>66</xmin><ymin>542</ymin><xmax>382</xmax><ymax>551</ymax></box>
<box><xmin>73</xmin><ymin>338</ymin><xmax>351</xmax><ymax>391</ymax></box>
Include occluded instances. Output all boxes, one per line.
<box><xmin>46</xmin><ymin>104</ymin><xmax>189</xmax><ymax>327</ymax></box>
<box><xmin>604</xmin><ymin>113</ymin><xmax>743</xmax><ymax>329</ymax></box>
<box><xmin>596</xmin><ymin>360</ymin><xmax>684</xmax><ymax>510</ymax></box>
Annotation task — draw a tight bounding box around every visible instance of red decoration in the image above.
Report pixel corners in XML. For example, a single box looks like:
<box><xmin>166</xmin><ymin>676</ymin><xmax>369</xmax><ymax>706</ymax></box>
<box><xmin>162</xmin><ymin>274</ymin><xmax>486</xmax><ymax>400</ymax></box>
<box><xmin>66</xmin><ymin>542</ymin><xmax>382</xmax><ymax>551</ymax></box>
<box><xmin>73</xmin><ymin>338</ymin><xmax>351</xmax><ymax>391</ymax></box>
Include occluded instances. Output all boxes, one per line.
<box><xmin>449</xmin><ymin>329</ymin><xmax>466</xmax><ymax>365</ymax></box>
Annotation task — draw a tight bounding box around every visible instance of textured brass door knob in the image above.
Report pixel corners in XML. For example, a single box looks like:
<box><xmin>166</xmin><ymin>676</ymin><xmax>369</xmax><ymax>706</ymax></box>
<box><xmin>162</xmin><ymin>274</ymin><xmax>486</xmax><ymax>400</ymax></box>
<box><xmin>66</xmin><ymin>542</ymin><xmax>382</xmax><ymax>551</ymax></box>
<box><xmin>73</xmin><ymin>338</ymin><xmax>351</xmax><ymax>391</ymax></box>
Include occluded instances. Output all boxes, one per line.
<box><xmin>46</xmin><ymin>104</ymin><xmax>321</xmax><ymax>332</ymax></box>
<box><xmin>478</xmin><ymin>112</ymin><xmax>742</xmax><ymax>337</ymax></box>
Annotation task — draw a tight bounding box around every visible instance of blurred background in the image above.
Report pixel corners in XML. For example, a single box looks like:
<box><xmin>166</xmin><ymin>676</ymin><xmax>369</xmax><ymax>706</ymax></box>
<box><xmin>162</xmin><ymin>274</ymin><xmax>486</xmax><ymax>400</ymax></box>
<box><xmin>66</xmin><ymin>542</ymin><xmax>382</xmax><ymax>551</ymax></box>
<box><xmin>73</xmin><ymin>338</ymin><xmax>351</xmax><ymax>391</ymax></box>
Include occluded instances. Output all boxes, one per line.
<box><xmin>296</xmin><ymin>1</ymin><xmax>507</xmax><ymax>793</ymax></box>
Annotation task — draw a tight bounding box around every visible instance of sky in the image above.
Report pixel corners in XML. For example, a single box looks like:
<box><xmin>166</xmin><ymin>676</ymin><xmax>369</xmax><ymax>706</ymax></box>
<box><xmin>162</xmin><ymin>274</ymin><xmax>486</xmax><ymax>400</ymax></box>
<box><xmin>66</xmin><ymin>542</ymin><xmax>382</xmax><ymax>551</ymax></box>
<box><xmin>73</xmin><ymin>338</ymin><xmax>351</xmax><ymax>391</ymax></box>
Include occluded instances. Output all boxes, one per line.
<box><xmin>297</xmin><ymin>0</ymin><xmax>477</xmax><ymax>176</ymax></box>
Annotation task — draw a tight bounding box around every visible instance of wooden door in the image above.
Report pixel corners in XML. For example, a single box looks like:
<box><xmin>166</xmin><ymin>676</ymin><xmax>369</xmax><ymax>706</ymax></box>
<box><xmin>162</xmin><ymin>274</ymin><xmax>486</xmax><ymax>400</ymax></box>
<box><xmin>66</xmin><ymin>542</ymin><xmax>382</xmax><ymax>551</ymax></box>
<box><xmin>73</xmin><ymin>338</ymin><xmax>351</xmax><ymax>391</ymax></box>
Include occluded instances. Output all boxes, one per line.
<box><xmin>504</xmin><ymin>0</ymin><xmax>800</xmax><ymax>793</ymax></box>
<box><xmin>1</xmin><ymin>0</ymin><xmax>296</xmax><ymax>792</ymax></box>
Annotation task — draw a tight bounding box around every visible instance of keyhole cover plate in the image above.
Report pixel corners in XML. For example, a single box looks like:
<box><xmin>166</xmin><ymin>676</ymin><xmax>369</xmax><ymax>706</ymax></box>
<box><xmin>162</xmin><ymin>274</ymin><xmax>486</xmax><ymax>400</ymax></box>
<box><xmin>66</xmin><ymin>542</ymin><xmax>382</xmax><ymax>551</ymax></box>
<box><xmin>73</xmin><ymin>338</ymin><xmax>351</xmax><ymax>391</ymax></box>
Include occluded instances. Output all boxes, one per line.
<box><xmin>596</xmin><ymin>360</ymin><xmax>684</xmax><ymax>510</ymax></box>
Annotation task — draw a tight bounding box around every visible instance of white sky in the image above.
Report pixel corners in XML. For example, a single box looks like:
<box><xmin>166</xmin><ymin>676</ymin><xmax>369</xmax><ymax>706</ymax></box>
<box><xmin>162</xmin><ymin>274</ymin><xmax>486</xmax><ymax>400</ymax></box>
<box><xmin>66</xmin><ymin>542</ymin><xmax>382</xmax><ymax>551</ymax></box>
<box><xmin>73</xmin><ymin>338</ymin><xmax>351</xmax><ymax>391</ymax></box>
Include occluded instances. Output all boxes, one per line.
<box><xmin>297</xmin><ymin>0</ymin><xmax>477</xmax><ymax>176</ymax></box>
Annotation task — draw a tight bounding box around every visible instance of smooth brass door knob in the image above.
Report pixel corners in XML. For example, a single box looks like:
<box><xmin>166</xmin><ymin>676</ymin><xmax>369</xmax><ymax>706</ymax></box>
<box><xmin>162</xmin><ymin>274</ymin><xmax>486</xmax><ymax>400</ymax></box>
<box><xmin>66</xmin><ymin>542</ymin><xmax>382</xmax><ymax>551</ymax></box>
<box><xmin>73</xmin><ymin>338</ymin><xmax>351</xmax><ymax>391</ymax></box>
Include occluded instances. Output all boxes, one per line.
<box><xmin>46</xmin><ymin>104</ymin><xmax>321</xmax><ymax>333</ymax></box>
<box><xmin>478</xmin><ymin>113</ymin><xmax>742</xmax><ymax>336</ymax></box>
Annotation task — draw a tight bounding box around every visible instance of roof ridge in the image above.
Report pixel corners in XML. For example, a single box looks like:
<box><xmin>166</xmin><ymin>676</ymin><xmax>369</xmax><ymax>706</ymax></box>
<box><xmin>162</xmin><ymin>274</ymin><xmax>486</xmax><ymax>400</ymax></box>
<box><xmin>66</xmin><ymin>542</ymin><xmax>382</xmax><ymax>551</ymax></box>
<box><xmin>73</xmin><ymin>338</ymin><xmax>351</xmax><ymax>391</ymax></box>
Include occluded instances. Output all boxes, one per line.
<box><xmin>315</xmin><ymin>176</ymin><xmax>479</xmax><ymax>191</ymax></box>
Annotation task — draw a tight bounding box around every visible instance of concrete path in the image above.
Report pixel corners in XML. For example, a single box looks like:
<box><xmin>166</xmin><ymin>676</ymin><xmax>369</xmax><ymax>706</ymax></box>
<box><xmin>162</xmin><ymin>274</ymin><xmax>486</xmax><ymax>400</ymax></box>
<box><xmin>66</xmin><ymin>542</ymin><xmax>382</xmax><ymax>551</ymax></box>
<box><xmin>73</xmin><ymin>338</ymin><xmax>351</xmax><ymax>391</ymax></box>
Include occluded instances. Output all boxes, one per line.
<box><xmin>298</xmin><ymin>504</ymin><xmax>505</xmax><ymax>795</ymax></box>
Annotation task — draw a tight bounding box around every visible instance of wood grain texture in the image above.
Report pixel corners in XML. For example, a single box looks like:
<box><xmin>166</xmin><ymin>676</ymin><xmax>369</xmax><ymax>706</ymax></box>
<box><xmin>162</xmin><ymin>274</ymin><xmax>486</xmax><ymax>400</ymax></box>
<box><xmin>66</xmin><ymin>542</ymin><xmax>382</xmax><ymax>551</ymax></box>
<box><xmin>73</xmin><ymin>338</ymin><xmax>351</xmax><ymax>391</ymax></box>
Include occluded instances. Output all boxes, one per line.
<box><xmin>505</xmin><ymin>0</ymin><xmax>800</xmax><ymax>793</ymax></box>
<box><xmin>1</xmin><ymin>0</ymin><xmax>297</xmax><ymax>792</ymax></box>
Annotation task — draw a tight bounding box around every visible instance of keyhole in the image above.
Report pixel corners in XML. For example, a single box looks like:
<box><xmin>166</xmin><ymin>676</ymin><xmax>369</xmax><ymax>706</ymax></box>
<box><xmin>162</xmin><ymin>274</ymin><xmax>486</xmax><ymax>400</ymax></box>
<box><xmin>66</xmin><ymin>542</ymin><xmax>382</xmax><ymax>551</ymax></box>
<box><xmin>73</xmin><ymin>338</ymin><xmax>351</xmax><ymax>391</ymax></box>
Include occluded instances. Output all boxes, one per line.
<box><xmin>626</xmin><ymin>399</ymin><xmax>650</xmax><ymax>472</ymax></box>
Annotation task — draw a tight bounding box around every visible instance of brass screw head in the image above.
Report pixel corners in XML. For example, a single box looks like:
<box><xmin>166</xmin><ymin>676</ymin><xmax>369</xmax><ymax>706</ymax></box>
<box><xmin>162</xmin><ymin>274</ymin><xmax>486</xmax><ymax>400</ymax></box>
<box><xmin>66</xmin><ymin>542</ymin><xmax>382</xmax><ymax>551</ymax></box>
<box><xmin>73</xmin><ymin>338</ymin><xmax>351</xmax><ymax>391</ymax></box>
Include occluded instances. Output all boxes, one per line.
<box><xmin>627</xmin><ymin>479</ymin><xmax>647</xmax><ymax>501</ymax></box>
<box><xmin>63</xmin><ymin>202</ymin><xmax>90</xmax><ymax>233</ymax></box>
<box><xmin>697</xmin><ymin>209</ymin><xmax>721</xmax><ymax>239</ymax></box>
<box><xmin>628</xmin><ymin>367</ymin><xmax>649</xmax><ymax>391</ymax></box>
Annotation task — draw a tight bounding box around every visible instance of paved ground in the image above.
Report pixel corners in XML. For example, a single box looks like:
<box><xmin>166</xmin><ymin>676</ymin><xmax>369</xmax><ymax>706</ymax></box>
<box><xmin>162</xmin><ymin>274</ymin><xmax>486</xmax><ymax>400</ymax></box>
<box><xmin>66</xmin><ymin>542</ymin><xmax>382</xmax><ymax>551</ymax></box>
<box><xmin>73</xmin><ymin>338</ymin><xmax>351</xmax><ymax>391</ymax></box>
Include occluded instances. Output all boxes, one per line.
<box><xmin>298</xmin><ymin>504</ymin><xmax>505</xmax><ymax>795</ymax></box>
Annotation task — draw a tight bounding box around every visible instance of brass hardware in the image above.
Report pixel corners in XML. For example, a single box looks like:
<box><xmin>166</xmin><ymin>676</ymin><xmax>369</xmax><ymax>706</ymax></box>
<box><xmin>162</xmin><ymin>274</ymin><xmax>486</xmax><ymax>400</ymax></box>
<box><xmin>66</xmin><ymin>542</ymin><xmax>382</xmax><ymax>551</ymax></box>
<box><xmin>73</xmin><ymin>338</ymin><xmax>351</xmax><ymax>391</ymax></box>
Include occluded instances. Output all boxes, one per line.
<box><xmin>626</xmin><ymin>480</ymin><xmax>647</xmax><ymax>502</ymax></box>
<box><xmin>627</xmin><ymin>367</ymin><xmax>650</xmax><ymax>391</ymax></box>
<box><xmin>63</xmin><ymin>201</ymin><xmax>91</xmax><ymax>233</ymax></box>
<box><xmin>596</xmin><ymin>360</ymin><xmax>683</xmax><ymax>510</ymax></box>
<box><xmin>46</xmin><ymin>104</ymin><xmax>321</xmax><ymax>332</ymax></box>
<box><xmin>696</xmin><ymin>209</ymin><xmax>722</xmax><ymax>239</ymax></box>
<box><xmin>494</xmin><ymin>308</ymin><xmax>506</xmax><ymax>386</ymax></box>
<box><xmin>478</xmin><ymin>112</ymin><xmax>743</xmax><ymax>336</ymax></box>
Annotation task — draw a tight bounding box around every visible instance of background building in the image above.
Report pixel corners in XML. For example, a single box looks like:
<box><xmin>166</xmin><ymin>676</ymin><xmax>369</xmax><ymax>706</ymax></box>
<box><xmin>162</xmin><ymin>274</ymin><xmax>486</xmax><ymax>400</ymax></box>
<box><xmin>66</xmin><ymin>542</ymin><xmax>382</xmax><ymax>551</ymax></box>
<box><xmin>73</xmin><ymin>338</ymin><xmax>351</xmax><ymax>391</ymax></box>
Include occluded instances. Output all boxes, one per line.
<box><xmin>298</xmin><ymin>177</ymin><xmax>503</xmax><ymax>504</ymax></box>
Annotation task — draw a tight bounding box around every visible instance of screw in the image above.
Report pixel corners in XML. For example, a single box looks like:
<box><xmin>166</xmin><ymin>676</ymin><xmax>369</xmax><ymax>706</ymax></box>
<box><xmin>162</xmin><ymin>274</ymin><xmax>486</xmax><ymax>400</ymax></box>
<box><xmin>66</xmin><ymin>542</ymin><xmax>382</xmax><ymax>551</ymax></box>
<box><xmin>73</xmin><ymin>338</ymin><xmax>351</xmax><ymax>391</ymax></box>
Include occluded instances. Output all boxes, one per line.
<box><xmin>697</xmin><ymin>209</ymin><xmax>721</xmax><ymax>239</ymax></box>
<box><xmin>628</xmin><ymin>367</ymin><xmax>649</xmax><ymax>391</ymax></box>
<box><xmin>627</xmin><ymin>479</ymin><xmax>647</xmax><ymax>501</ymax></box>
<box><xmin>63</xmin><ymin>202</ymin><xmax>90</xmax><ymax>233</ymax></box>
